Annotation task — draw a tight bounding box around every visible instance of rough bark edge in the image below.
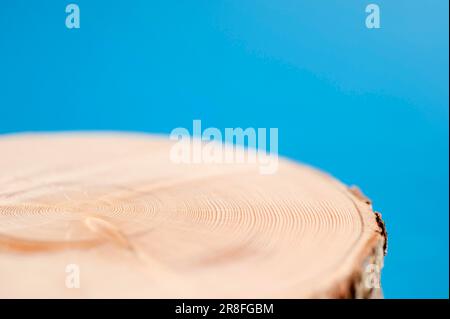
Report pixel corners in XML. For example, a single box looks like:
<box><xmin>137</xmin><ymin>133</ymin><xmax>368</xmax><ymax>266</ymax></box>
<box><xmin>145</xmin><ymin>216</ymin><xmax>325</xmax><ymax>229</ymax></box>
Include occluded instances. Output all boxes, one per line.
<box><xmin>322</xmin><ymin>185</ymin><xmax>388</xmax><ymax>299</ymax></box>
<box><xmin>280</xmin><ymin>165</ymin><xmax>390</xmax><ymax>299</ymax></box>
<box><xmin>332</xmin><ymin>235</ymin><xmax>386</xmax><ymax>299</ymax></box>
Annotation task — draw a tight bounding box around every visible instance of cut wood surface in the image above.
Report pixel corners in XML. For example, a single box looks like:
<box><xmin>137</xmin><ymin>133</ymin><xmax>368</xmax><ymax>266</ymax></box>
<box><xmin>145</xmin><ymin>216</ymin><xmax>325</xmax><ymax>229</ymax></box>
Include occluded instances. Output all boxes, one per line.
<box><xmin>0</xmin><ymin>133</ymin><xmax>387</xmax><ymax>298</ymax></box>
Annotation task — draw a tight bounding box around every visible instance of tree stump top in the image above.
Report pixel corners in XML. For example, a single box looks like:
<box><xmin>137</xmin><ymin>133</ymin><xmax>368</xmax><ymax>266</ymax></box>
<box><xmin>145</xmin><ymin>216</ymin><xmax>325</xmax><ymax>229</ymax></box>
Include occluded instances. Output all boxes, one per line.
<box><xmin>0</xmin><ymin>133</ymin><xmax>386</xmax><ymax>298</ymax></box>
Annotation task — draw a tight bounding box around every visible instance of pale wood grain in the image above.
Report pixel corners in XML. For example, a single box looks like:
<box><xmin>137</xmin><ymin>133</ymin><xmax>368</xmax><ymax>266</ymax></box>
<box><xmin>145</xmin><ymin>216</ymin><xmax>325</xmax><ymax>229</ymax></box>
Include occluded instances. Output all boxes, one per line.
<box><xmin>0</xmin><ymin>133</ymin><xmax>386</xmax><ymax>298</ymax></box>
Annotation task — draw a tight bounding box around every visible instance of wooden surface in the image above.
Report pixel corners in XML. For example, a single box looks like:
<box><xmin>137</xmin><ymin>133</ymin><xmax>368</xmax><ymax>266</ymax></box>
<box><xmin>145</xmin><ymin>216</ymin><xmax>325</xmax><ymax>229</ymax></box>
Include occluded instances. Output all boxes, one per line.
<box><xmin>0</xmin><ymin>133</ymin><xmax>387</xmax><ymax>298</ymax></box>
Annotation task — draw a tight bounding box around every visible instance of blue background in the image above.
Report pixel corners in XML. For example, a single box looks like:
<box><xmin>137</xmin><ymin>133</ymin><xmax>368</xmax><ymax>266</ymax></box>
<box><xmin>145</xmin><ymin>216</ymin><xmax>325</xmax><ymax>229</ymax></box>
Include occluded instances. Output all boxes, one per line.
<box><xmin>0</xmin><ymin>1</ymin><xmax>448</xmax><ymax>298</ymax></box>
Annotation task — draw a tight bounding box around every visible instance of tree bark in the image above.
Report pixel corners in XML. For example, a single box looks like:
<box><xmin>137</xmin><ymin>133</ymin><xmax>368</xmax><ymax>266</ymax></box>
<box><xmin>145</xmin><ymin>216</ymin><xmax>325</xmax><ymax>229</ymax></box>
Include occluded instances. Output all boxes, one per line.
<box><xmin>0</xmin><ymin>133</ymin><xmax>387</xmax><ymax>298</ymax></box>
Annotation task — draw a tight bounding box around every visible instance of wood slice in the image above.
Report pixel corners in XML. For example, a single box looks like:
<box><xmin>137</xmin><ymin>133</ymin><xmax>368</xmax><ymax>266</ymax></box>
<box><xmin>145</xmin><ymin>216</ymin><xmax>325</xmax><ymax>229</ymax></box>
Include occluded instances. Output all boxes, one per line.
<box><xmin>0</xmin><ymin>133</ymin><xmax>387</xmax><ymax>298</ymax></box>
